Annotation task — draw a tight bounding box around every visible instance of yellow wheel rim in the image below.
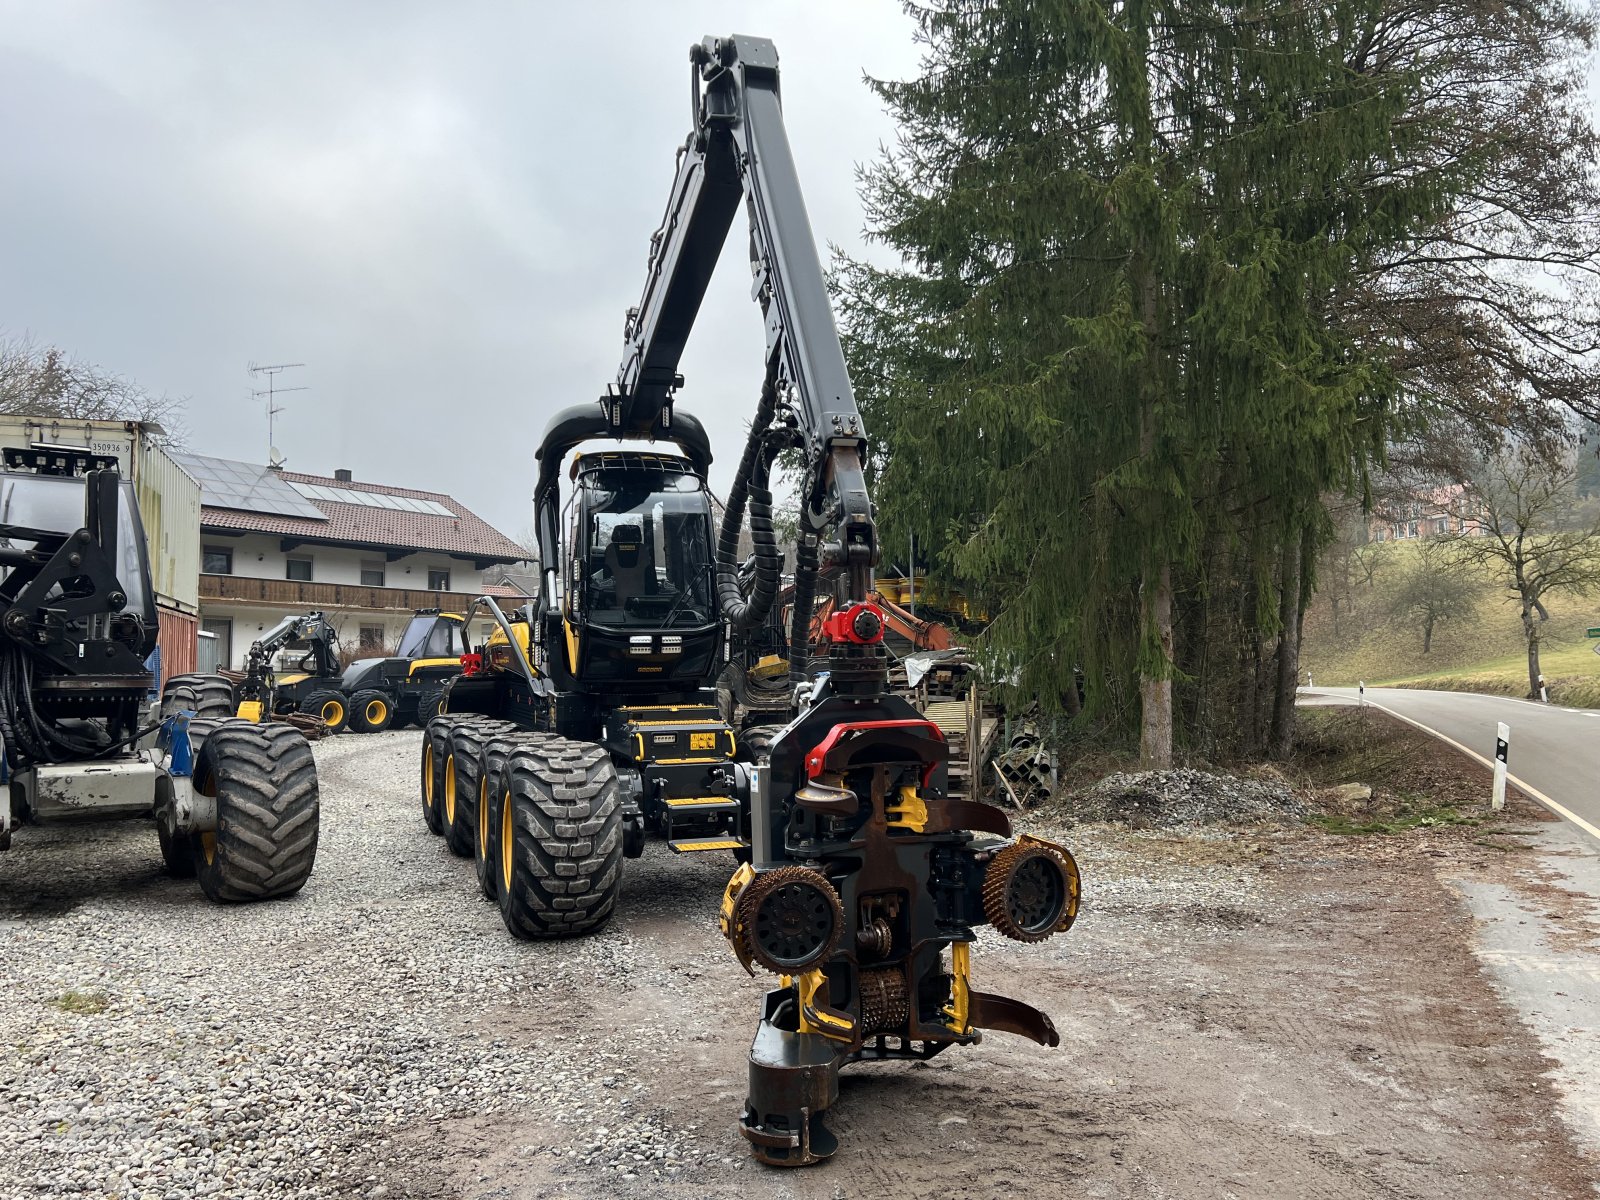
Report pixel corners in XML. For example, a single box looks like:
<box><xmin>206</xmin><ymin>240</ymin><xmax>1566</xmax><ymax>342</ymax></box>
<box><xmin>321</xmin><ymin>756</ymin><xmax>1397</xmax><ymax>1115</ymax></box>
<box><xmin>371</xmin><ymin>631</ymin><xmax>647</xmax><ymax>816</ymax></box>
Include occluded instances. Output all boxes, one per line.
<box><xmin>423</xmin><ymin>744</ymin><xmax>433</xmax><ymax>808</ymax></box>
<box><xmin>322</xmin><ymin>699</ymin><xmax>345</xmax><ymax>726</ymax></box>
<box><xmin>500</xmin><ymin>788</ymin><xmax>513</xmax><ymax>893</ymax></box>
<box><xmin>366</xmin><ymin>699</ymin><xmax>387</xmax><ymax>725</ymax></box>
<box><xmin>200</xmin><ymin>830</ymin><xmax>216</xmax><ymax>866</ymax></box>
<box><xmin>477</xmin><ymin>775</ymin><xmax>490</xmax><ymax>859</ymax></box>
<box><xmin>444</xmin><ymin>757</ymin><xmax>457</xmax><ymax>825</ymax></box>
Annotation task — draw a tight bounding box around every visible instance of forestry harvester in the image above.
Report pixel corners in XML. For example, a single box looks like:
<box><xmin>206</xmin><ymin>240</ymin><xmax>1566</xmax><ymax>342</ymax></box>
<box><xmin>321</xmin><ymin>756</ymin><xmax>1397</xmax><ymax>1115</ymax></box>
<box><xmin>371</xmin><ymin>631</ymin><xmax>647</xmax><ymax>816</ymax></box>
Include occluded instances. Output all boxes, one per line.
<box><xmin>428</xmin><ymin>34</ymin><xmax>1081</xmax><ymax>1164</ymax></box>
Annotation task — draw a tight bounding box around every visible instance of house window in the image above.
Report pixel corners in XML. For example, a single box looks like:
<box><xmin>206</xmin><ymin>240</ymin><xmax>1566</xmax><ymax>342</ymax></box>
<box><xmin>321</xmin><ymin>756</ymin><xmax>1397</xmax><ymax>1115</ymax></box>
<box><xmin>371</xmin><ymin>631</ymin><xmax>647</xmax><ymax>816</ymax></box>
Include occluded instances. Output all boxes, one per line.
<box><xmin>202</xmin><ymin>546</ymin><xmax>233</xmax><ymax>575</ymax></box>
<box><xmin>360</xmin><ymin>560</ymin><xmax>386</xmax><ymax>587</ymax></box>
<box><xmin>360</xmin><ymin>625</ymin><xmax>385</xmax><ymax>650</ymax></box>
<box><xmin>1434</xmin><ymin>519</ymin><xmax>1448</xmax><ymax>535</ymax></box>
<box><xmin>1407</xmin><ymin>521</ymin><xmax>1418</xmax><ymax>538</ymax></box>
<box><xmin>286</xmin><ymin>557</ymin><xmax>314</xmax><ymax>582</ymax></box>
<box><xmin>427</xmin><ymin>569</ymin><xmax>451</xmax><ymax>591</ymax></box>
<box><xmin>201</xmin><ymin>618</ymin><xmax>233</xmax><ymax>668</ymax></box>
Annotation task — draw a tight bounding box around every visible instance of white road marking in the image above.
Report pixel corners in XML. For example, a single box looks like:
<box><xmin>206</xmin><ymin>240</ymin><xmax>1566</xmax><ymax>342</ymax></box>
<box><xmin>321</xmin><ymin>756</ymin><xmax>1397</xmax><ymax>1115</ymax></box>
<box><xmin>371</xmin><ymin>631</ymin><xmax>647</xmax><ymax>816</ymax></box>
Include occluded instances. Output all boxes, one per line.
<box><xmin>1354</xmin><ymin>694</ymin><xmax>1600</xmax><ymax>846</ymax></box>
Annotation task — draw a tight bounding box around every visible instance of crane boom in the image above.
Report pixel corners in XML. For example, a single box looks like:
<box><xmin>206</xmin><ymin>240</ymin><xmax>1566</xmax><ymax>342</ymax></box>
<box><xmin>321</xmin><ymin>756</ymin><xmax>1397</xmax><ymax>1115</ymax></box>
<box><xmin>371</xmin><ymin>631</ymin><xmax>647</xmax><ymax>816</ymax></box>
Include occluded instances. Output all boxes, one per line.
<box><xmin>610</xmin><ymin>34</ymin><xmax>876</xmax><ymax>599</ymax></box>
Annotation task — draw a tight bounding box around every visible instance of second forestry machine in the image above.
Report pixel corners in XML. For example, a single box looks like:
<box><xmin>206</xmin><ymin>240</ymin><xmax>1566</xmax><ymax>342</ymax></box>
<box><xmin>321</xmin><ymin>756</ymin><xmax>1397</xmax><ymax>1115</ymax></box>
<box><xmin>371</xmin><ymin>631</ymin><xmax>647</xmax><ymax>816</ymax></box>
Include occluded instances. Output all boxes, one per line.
<box><xmin>429</xmin><ymin>34</ymin><xmax>1080</xmax><ymax>1163</ymax></box>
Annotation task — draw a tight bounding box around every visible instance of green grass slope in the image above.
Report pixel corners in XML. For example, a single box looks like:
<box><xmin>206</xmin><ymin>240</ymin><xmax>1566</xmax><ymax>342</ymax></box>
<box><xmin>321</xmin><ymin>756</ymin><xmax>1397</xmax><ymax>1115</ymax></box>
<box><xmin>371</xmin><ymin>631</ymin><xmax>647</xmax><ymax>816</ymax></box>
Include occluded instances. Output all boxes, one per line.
<box><xmin>1301</xmin><ymin>538</ymin><xmax>1600</xmax><ymax>707</ymax></box>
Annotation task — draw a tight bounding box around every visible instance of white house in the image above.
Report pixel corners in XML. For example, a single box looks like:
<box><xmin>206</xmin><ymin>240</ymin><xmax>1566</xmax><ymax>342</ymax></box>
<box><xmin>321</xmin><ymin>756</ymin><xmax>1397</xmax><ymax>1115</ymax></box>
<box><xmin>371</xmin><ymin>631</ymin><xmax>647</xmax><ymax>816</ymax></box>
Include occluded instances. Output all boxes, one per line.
<box><xmin>176</xmin><ymin>454</ymin><xmax>531</xmax><ymax>669</ymax></box>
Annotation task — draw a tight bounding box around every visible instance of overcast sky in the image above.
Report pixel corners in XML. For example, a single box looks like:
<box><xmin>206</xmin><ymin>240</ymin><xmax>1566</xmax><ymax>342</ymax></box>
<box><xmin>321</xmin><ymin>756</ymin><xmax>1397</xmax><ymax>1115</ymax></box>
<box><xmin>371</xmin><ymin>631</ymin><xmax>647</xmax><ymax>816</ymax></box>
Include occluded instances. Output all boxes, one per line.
<box><xmin>0</xmin><ymin>2</ymin><xmax>923</xmax><ymax>543</ymax></box>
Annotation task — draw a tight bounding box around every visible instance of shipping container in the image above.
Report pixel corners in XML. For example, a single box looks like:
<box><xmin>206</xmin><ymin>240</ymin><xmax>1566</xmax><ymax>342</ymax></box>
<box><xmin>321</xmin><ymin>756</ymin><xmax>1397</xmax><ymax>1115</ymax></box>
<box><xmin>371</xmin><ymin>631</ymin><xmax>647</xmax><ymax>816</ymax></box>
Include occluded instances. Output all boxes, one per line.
<box><xmin>0</xmin><ymin>416</ymin><xmax>201</xmax><ymax>614</ymax></box>
<box><xmin>156</xmin><ymin>605</ymin><xmax>199</xmax><ymax>685</ymax></box>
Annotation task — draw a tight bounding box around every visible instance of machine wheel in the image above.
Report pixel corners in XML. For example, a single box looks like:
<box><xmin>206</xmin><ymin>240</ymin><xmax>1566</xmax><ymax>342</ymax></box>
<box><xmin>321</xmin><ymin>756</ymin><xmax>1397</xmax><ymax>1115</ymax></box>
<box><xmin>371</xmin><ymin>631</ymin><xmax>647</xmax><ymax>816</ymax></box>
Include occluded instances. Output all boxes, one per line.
<box><xmin>191</xmin><ymin>721</ymin><xmax>319</xmax><ymax>903</ymax></box>
<box><xmin>420</xmin><ymin>716</ymin><xmax>453</xmax><ymax>835</ymax></box>
<box><xmin>474</xmin><ymin>730</ymin><xmax>549</xmax><ymax>900</ymax></box>
<box><xmin>443</xmin><ymin>718</ymin><xmax>516</xmax><ymax>858</ymax></box>
<box><xmin>416</xmin><ymin>689</ymin><xmax>445</xmax><ymax>727</ymax></box>
<box><xmin>158</xmin><ymin>825</ymin><xmax>198</xmax><ymax>878</ymax></box>
<box><xmin>735</xmin><ymin>723</ymin><xmax>785</xmax><ymax>765</ymax></box>
<box><xmin>497</xmin><ymin>737</ymin><xmax>623</xmax><ymax>939</ymax></box>
<box><xmin>160</xmin><ymin>673</ymin><xmax>236</xmax><ymax>719</ymax></box>
<box><xmin>349</xmin><ymin>690</ymin><xmax>395</xmax><ymax>733</ymax></box>
<box><xmin>299</xmin><ymin>690</ymin><xmax>349</xmax><ymax>735</ymax></box>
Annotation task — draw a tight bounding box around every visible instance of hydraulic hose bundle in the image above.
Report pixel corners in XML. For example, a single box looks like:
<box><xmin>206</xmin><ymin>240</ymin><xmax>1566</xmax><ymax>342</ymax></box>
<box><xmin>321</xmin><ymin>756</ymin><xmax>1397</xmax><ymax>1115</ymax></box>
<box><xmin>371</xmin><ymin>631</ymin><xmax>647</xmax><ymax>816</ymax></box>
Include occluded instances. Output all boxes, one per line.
<box><xmin>0</xmin><ymin>641</ymin><xmax>126</xmax><ymax>767</ymax></box>
<box><xmin>716</xmin><ymin>376</ymin><xmax>785</xmax><ymax>631</ymax></box>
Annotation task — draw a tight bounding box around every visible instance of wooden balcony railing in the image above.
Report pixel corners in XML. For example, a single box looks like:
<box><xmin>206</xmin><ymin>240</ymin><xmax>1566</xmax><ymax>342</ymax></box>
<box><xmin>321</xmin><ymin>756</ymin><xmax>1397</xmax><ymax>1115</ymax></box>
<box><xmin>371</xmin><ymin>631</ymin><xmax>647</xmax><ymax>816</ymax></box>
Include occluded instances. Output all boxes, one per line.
<box><xmin>199</xmin><ymin>573</ymin><xmax>495</xmax><ymax>613</ymax></box>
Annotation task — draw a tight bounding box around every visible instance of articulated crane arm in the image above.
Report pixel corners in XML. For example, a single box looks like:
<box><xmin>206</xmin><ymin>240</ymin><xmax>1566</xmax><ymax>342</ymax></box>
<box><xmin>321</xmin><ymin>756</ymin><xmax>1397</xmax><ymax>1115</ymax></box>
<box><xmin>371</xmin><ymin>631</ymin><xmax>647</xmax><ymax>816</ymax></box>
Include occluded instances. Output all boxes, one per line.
<box><xmin>603</xmin><ymin>36</ymin><xmax>1082</xmax><ymax>1169</ymax></box>
<box><xmin>609</xmin><ymin>34</ymin><xmax>876</xmax><ymax>676</ymax></box>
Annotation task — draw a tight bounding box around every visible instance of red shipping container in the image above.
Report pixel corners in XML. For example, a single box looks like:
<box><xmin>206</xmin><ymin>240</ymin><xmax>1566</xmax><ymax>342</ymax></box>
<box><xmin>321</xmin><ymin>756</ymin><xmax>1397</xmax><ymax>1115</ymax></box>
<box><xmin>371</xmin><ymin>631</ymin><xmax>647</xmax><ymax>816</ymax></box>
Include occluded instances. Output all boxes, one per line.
<box><xmin>157</xmin><ymin>606</ymin><xmax>198</xmax><ymax>683</ymax></box>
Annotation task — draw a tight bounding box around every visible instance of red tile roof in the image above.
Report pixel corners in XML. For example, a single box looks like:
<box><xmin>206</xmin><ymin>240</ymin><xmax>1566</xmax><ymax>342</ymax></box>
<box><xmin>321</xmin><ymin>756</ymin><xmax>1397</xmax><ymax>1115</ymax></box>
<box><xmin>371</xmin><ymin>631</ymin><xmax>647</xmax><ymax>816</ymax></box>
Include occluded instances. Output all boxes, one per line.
<box><xmin>195</xmin><ymin>464</ymin><xmax>530</xmax><ymax>564</ymax></box>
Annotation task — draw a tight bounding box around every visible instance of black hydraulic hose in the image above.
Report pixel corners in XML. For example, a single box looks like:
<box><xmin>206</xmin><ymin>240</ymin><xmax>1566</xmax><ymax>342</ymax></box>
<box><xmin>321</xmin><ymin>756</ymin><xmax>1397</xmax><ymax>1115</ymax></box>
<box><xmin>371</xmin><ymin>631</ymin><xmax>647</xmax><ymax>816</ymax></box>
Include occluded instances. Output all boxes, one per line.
<box><xmin>788</xmin><ymin>535</ymin><xmax>819</xmax><ymax>689</ymax></box>
<box><xmin>716</xmin><ymin>379</ymin><xmax>783</xmax><ymax>630</ymax></box>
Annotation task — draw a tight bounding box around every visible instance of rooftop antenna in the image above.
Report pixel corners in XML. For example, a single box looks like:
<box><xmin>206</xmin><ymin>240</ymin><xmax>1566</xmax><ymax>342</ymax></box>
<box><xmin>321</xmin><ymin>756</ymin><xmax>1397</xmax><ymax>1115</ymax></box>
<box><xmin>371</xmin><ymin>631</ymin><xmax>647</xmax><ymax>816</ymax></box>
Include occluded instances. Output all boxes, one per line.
<box><xmin>248</xmin><ymin>361</ymin><xmax>308</xmax><ymax>467</ymax></box>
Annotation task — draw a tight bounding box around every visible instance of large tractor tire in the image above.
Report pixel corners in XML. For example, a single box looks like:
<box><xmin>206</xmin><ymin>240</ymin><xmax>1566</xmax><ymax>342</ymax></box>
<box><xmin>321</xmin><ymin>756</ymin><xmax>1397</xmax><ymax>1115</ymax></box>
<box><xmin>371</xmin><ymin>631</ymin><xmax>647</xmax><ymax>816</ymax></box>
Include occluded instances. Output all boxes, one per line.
<box><xmin>349</xmin><ymin>690</ymin><xmax>396</xmax><ymax>733</ymax></box>
<box><xmin>299</xmin><ymin>690</ymin><xmax>349</xmax><ymax>735</ymax></box>
<box><xmin>416</xmin><ymin>688</ymin><xmax>445</xmax><ymax>728</ymax></box>
<box><xmin>735</xmin><ymin>723</ymin><xmax>786</xmax><ymax>765</ymax></box>
<box><xmin>160</xmin><ymin>673</ymin><xmax>236</xmax><ymax>720</ymax></box>
<box><xmin>497</xmin><ymin>738</ymin><xmax>623</xmax><ymax>939</ymax></box>
<box><xmin>474</xmin><ymin>729</ymin><xmax>550</xmax><ymax>900</ymax></box>
<box><xmin>444</xmin><ymin>718</ymin><xmax>518</xmax><ymax>859</ymax></box>
<box><xmin>191</xmin><ymin>721</ymin><xmax>319</xmax><ymax>903</ymax></box>
<box><xmin>420</xmin><ymin>715</ymin><xmax>453</xmax><ymax>835</ymax></box>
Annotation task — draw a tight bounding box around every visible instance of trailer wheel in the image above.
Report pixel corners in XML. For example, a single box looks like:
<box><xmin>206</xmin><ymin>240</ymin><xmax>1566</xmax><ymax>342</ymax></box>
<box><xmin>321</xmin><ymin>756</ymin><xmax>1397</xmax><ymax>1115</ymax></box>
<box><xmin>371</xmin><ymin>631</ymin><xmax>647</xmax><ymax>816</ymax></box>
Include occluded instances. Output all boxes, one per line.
<box><xmin>191</xmin><ymin>722</ymin><xmax>319</xmax><ymax>903</ymax></box>
<box><xmin>474</xmin><ymin>730</ymin><xmax>549</xmax><ymax>900</ymax></box>
<box><xmin>158</xmin><ymin>826</ymin><xmax>197</xmax><ymax>878</ymax></box>
<box><xmin>498</xmin><ymin>738</ymin><xmax>623</xmax><ymax>939</ymax></box>
<box><xmin>444</xmin><ymin>718</ymin><xmax>517</xmax><ymax>859</ymax></box>
<box><xmin>420</xmin><ymin>715</ymin><xmax>452</xmax><ymax>834</ymax></box>
<box><xmin>160</xmin><ymin>673</ymin><xmax>236</xmax><ymax>719</ymax></box>
<box><xmin>156</xmin><ymin>716</ymin><xmax>225</xmax><ymax>877</ymax></box>
<box><xmin>299</xmin><ymin>690</ymin><xmax>349</xmax><ymax>735</ymax></box>
<box><xmin>349</xmin><ymin>690</ymin><xmax>395</xmax><ymax>733</ymax></box>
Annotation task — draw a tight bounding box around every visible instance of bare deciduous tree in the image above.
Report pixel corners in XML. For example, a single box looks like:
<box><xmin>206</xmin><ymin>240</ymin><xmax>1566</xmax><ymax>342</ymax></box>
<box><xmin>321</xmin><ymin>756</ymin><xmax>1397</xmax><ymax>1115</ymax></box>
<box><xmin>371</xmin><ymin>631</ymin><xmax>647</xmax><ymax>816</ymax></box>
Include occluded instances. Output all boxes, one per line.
<box><xmin>1446</xmin><ymin>449</ymin><xmax>1600</xmax><ymax>696</ymax></box>
<box><xmin>0</xmin><ymin>336</ymin><xmax>186</xmax><ymax>442</ymax></box>
<box><xmin>1387</xmin><ymin>539</ymin><xmax>1476</xmax><ymax>653</ymax></box>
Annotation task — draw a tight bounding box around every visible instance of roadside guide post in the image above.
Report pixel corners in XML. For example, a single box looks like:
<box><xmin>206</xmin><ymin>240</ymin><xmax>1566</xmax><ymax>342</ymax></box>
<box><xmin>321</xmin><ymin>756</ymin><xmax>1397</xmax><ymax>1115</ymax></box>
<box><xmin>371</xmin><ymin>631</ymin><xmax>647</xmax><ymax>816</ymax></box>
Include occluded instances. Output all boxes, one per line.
<box><xmin>1538</xmin><ymin>673</ymin><xmax>1549</xmax><ymax>704</ymax></box>
<box><xmin>1358</xmin><ymin>681</ymin><xmax>1364</xmax><ymax>705</ymax></box>
<box><xmin>1492</xmin><ymin>722</ymin><xmax>1510</xmax><ymax>811</ymax></box>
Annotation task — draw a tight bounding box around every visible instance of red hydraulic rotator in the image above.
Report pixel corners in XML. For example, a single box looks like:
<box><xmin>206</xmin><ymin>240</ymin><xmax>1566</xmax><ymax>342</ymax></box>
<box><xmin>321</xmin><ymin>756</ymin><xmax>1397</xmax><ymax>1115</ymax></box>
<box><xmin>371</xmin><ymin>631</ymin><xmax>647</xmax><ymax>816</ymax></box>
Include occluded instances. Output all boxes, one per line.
<box><xmin>820</xmin><ymin>601</ymin><xmax>885</xmax><ymax>645</ymax></box>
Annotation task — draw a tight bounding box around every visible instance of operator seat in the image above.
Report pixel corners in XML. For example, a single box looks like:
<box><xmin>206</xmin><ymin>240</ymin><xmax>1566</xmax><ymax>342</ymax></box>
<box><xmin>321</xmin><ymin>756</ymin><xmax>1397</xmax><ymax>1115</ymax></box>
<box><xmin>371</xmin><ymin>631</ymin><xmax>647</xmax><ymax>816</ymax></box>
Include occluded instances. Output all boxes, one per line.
<box><xmin>605</xmin><ymin>524</ymin><xmax>652</xmax><ymax>609</ymax></box>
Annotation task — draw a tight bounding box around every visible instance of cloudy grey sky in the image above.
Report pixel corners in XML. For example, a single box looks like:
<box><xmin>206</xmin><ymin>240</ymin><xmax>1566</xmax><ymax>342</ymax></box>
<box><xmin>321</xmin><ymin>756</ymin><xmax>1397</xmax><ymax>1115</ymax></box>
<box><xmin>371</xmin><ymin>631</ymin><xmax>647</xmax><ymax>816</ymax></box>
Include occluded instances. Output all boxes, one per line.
<box><xmin>0</xmin><ymin>2</ymin><xmax>922</xmax><ymax>542</ymax></box>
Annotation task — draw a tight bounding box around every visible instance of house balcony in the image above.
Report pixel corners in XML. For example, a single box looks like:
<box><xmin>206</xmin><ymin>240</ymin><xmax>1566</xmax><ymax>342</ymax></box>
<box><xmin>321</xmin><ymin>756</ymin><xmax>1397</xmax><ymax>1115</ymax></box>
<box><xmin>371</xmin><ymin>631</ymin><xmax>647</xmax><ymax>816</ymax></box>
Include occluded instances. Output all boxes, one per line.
<box><xmin>199</xmin><ymin>573</ymin><xmax>495</xmax><ymax>614</ymax></box>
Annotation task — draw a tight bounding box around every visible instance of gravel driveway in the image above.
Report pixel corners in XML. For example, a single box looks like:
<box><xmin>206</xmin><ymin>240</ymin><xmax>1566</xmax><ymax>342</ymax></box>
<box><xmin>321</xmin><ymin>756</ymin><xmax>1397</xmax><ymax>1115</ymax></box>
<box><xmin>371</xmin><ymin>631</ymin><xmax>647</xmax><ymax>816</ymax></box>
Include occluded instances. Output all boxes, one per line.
<box><xmin>1</xmin><ymin>729</ymin><xmax>1593</xmax><ymax>1199</ymax></box>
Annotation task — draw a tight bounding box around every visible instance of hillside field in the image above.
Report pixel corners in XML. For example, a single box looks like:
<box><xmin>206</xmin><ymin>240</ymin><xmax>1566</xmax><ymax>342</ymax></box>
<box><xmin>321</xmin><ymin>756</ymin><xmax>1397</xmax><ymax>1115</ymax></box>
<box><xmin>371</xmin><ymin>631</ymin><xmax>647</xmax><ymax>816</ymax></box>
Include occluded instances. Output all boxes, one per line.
<box><xmin>1300</xmin><ymin>537</ymin><xmax>1600</xmax><ymax>707</ymax></box>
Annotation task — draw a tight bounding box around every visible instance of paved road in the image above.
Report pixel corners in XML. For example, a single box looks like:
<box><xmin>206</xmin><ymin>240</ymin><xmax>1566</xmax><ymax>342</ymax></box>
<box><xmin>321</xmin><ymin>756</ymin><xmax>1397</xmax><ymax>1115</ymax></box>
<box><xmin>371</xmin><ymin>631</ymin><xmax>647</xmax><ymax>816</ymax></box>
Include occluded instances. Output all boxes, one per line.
<box><xmin>1300</xmin><ymin>687</ymin><xmax>1600</xmax><ymax>843</ymax></box>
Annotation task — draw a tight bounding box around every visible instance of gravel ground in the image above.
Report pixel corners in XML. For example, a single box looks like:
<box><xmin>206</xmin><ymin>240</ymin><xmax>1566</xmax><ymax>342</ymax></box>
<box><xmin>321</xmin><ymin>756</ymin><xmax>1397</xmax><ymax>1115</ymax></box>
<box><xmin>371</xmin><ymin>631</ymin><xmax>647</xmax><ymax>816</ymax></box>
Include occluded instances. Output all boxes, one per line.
<box><xmin>1</xmin><ymin>729</ymin><xmax>1594</xmax><ymax>1199</ymax></box>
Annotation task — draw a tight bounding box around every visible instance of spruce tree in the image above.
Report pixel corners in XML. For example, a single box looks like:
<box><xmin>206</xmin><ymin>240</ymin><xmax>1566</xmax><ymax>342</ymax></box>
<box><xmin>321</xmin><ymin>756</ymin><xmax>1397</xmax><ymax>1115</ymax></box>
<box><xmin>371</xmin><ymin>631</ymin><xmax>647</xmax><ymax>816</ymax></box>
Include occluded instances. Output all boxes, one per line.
<box><xmin>839</xmin><ymin>0</ymin><xmax>1445</xmax><ymax>761</ymax></box>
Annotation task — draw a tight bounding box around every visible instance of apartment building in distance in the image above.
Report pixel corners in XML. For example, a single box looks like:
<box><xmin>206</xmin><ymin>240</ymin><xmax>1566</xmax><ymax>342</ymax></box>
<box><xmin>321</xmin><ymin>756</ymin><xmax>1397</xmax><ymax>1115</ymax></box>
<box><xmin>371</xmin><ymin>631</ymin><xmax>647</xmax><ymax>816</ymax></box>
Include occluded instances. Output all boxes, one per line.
<box><xmin>176</xmin><ymin>454</ymin><xmax>530</xmax><ymax>669</ymax></box>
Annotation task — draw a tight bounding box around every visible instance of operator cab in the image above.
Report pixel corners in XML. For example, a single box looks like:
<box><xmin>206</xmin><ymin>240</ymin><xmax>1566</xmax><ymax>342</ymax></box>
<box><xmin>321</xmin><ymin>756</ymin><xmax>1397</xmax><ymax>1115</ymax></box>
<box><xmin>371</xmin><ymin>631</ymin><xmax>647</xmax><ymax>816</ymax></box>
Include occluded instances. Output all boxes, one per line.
<box><xmin>569</xmin><ymin>452</ymin><xmax>715</xmax><ymax>630</ymax></box>
<box><xmin>558</xmin><ymin>451</ymin><xmax>719</xmax><ymax>691</ymax></box>
<box><xmin>396</xmin><ymin>611</ymin><xmax>468</xmax><ymax>661</ymax></box>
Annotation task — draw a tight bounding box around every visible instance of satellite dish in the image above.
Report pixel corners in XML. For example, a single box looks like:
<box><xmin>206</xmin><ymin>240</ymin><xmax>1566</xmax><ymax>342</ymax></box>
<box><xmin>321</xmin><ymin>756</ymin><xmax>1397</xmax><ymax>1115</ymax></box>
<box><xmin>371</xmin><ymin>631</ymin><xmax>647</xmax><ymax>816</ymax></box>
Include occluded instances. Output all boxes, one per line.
<box><xmin>269</xmin><ymin>446</ymin><xmax>287</xmax><ymax>468</ymax></box>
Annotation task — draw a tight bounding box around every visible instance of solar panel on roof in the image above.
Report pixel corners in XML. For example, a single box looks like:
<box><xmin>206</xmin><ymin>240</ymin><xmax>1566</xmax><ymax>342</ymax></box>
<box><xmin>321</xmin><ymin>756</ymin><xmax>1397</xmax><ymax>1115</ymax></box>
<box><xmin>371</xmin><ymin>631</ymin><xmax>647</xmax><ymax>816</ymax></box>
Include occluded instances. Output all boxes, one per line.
<box><xmin>175</xmin><ymin>453</ymin><xmax>327</xmax><ymax>520</ymax></box>
<box><xmin>284</xmin><ymin>480</ymin><xmax>456</xmax><ymax>518</ymax></box>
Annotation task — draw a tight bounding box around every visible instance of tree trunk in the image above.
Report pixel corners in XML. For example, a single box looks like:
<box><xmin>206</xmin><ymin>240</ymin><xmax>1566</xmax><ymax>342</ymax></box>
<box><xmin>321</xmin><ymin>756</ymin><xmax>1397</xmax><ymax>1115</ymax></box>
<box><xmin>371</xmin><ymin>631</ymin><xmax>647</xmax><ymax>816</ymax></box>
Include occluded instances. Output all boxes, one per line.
<box><xmin>1268</xmin><ymin>532</ymin><xmax>1301</xmax><ymax>761</ymax></box>
<box><xmin>1523</xmin><ymin>594</ymin><xmax>1542</xmax><ymax>698</ymax></box>
<box><xmin>1139</xmin><ymin>561</ymin><xmax>1174</xmax><ymax>769</ymax></box>
<box><xmin>1422</xmin><ymin>615</ymin><xmax>1433</xmax><ymax>654</ymax></box>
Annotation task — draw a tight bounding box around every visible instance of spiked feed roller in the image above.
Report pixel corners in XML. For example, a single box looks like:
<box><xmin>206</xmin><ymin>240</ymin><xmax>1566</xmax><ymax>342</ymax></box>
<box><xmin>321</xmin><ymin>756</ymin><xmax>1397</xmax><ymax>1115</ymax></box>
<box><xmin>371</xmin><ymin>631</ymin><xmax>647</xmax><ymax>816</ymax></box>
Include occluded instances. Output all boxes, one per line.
<box><xmin>719</xmin><ymin>677</ymin><xmax>1082</xmax><ymax>1166</ymax></box>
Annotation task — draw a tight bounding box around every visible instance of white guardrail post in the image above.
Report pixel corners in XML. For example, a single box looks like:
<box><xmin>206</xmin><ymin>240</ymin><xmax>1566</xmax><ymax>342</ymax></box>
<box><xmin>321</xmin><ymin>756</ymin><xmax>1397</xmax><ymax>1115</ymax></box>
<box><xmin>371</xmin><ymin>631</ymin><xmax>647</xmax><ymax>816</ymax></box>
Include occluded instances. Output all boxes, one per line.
<box><xmin>1492</xmin><ymin>722</ymin><xmax>1510</xmax><ymax>811</ymax></box>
